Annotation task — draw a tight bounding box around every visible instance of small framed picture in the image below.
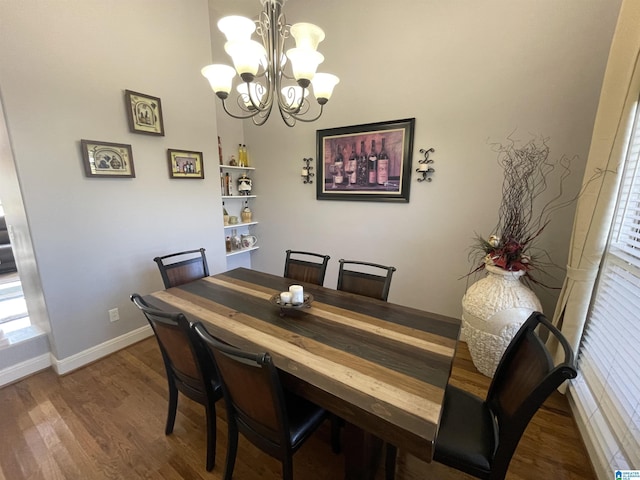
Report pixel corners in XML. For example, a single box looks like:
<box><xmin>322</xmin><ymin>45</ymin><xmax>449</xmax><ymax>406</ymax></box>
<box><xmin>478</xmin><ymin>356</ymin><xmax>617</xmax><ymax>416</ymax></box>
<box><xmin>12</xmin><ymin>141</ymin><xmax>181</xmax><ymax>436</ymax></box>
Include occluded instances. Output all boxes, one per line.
<box><xmin>168</xmin><ymin>149</ymin><xmax>204</xmax><ymax>179</ymax></box>
<box><xmin>81</xmin><ymin>140</ymin><xmax>135</xmax><ymax>178</ymax></box>
<box><xmin>124</xmin><ymin>90</ymin><xmax>165</xmax><ymax>136</ymax></box>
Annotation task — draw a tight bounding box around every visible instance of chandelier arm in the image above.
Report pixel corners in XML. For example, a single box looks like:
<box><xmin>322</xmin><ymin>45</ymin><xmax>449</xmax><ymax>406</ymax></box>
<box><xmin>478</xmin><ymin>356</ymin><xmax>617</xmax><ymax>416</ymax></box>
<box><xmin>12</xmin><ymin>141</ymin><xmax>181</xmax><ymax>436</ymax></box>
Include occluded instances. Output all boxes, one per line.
<box><xmin>220</xmin><ymin>98</ymin><xmax>263</xmax><ymax>121</ymax></box>
<box><xmin>242</xmin><ymin>80</ymin><xmax>270</xmax><ymax>111</ymax></box>
<box><xmin>251</xmin><ymin>106</ymin><xmax>273</xmax><ymax>126</ymax></box>
<box><xmin>277</xmin><ymin>84</ymin><xmax>307</xmax><ymax>115</ymax></box>
<box><xmin>277</xmin><ymin>106</ymin><xmax>298</xmax><ymax>127</ymax></box>
<box><xmin>286</xmin><ymin>103</ymin><xmax>325</xmax><ymax>123</ymax></box>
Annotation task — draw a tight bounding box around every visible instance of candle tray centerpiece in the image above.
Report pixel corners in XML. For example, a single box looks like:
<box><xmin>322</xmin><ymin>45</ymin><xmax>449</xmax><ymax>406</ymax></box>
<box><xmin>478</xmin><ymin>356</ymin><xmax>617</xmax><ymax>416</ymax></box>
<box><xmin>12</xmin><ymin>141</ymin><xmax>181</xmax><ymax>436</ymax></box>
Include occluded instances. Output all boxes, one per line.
<box><xmin>270</xmin><ymin>292</ymin><xmax>314</xmax><ymax>317</ymax></box>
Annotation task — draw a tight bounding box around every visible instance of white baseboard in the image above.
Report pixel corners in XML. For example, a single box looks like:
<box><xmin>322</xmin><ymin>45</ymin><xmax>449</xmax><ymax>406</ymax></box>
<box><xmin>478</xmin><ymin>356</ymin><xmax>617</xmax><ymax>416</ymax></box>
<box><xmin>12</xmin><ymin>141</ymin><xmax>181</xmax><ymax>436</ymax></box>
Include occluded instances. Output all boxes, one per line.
<box><xmin>0</xmin><ymin>353</ymin><xmax>51</xmax><ymax>387</ymax></box>
<box><xmin>51</xmin><ymin>325</ymin><xmax>153</xmax><ymax>375</ymax></box>
<box><xmin>567</xmin><ymin>387</ymin><xmax>608</xmax><ymax>480</ymax></box>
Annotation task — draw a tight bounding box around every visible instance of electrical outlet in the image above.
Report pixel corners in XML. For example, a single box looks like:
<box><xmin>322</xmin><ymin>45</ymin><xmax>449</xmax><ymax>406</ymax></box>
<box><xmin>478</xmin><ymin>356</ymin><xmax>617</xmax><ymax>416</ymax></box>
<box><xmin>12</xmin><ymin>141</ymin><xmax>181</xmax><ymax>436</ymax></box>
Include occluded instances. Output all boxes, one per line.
<box><xmin>108</xmin><ymin>308</ymin><xmax>120</xmax><ymax>322</ymax></box>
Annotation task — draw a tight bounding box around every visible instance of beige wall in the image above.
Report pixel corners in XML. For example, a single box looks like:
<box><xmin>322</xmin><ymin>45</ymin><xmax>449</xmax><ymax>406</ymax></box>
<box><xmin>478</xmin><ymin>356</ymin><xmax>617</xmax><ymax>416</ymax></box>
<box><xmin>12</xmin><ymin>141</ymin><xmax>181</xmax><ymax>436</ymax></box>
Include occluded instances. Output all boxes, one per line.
<box><xmin>0</xmin><ymin>0</ymin><xmax>224</xmax><ymax>361</ymax></box>
<box><xmin>211</xmin><ymin>0</ymin><xmax>623</xmax><ymax>317</ymax></box>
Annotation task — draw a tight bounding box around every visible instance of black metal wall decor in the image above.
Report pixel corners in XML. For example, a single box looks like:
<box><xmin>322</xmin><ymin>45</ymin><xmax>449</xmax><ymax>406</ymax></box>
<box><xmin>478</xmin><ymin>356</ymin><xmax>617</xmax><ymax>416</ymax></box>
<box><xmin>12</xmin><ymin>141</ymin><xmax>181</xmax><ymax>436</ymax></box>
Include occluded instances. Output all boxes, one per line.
<box><xmin>416</xmin><ymin>147</ymin><xmax>435</xmax><ymax>182</ymax></box>
<box><xmin>301</xmin><ymin>157</ymin><xmax>314</xmax><ymax>184</ymax></box>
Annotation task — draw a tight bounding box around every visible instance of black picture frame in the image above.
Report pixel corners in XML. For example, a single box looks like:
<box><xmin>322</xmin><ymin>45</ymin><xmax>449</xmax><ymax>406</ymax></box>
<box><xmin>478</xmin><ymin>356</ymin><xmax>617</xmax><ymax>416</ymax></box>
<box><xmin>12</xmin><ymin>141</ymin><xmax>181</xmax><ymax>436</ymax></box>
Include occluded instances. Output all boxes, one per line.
<box><xmin>316</xmin><ymin>118</ymin><xmax>415</xmax><ymax>202</ymax></box>
<box><xmin>80</xmin><ymin>139</ymin><xmax>135</xmax><ymax>178</ymax></box>
<box><xmin>124</xmin><ymin>90</ymin><xmax>165</xmax><ymax>136</ymax></box>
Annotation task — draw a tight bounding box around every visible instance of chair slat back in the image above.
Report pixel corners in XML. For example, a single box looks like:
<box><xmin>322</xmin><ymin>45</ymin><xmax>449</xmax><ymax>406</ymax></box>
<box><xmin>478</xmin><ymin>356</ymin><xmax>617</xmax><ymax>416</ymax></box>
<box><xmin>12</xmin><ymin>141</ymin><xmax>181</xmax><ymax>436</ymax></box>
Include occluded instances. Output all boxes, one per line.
<box><xmin>216</xmin><ymin>349</ymin><xmax>282</xmax><ymax>437</ymax></box>
<box><xmin>284</xmin><ymin>250</ymin><xmax>330</xmax><ymax>286</ymax></box>
<box><xmin>194</xmin><ymin>324</ymin><xmax>288</xmax><ymax>447</ymax></box>
<box><xmin>337</xmin><ymin>260</ymin><xmax>396</xmax><ymax>301</ymax></box>
<box><xmin>486</xmin><ymin>312</ymin><xmax>577</xmax><ymax>477</ymax></box>
<box><xmin>131</xmin><ymin>294</ymin><xmax>208</xmax><ymax>398</ymax></box>
<box><xmin>154</xmin><ymin>248</ymin><xmax>209</xmax><ymax>288</ymax></box>
<box><xmin>152</xmin><ymin>316</ymin><xmax>202</xmax><ymax>381</ymax></box>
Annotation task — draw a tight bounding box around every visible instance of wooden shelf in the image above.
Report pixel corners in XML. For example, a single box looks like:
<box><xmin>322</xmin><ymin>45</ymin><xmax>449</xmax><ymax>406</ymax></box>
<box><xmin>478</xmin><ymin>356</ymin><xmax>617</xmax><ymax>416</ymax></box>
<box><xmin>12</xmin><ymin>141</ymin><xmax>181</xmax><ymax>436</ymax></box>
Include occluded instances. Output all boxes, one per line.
<box><xmin>222</xmin><ymin>195</ymin><xmax>256</xmax><ymax>199</ymax></box>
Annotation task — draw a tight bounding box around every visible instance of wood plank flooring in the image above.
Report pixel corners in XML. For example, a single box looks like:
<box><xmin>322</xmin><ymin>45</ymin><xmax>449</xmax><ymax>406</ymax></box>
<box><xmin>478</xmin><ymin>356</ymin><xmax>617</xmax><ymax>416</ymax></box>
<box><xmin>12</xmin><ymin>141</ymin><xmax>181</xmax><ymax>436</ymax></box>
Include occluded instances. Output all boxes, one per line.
<box><xmin>0</xmin><ymin>337</ymin><xmax>595</xmax><ymax>480</ymax></box>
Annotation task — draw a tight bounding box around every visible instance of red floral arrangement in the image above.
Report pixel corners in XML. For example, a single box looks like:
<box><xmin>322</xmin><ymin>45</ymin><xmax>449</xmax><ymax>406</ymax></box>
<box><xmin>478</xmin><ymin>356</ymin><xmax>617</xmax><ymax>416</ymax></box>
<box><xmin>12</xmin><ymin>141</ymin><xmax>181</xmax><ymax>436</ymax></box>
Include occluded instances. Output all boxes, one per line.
<box><xmin>482</xmin><ymin>235</ymin><xmax>533</xmax><ymax>271</ymax></box>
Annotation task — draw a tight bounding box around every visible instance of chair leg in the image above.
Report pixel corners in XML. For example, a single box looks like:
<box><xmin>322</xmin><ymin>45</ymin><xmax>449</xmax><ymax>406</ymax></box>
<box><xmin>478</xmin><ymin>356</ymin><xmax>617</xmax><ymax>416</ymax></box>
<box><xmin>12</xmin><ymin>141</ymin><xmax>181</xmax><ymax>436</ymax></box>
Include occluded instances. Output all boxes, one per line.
<box><xmin>224</xmin><ymin>421</ymin><xmax>239</xmax><ymax>480</ymax></box>
<box><xmin>205</xmin><ymin>405</ymin><xmax>217</xmax><ymax>471</ymax></box>
<box><xmin>282</xmin><ymin>456</ymin><xmax>294</xmax><ymax>480</ymax></box>
<box><xmin>385</xmin><ymin>444</ymin><xmax>397</xmax><ymax>480</ymax></box>
<box><xmin>165</xmin><ymin>382</ymin><xmax>178</xmax><ymax>435</ymax></box>
<box><xmin>330</xmin><ymin>414</ymin><xmax>343</xmax><ymax>454</ymax></box>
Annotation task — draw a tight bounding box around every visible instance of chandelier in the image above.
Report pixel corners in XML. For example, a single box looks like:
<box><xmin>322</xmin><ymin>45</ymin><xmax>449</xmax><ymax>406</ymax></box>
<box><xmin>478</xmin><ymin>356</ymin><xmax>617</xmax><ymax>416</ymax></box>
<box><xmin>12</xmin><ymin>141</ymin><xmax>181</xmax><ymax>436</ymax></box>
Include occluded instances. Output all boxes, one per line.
<box><xmin>201</xmin><ymin>0</ymin><xmax>339</xmax><ymax>127</ymax></box>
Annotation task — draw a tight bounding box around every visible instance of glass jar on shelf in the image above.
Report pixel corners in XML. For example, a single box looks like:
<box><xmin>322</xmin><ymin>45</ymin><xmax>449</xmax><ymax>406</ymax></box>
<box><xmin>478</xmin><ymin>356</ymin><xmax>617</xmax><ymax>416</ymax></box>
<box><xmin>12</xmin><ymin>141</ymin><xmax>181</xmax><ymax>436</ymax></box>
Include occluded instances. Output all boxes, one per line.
<box><xmin>231</xmin><ymin>228</ymin><xmax>241</xmax><ymax>251</ymax></box>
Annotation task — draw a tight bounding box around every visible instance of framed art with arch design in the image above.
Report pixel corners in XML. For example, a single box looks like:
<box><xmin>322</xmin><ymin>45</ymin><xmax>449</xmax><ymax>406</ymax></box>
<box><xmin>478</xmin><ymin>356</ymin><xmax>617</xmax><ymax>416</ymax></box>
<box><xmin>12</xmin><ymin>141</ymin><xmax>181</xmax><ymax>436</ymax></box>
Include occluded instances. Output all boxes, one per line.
<box><xmin>124</xmin><ymin>90</ymin><xmax>165</xmax><ymax>136</ymax></box>
<box><xmin>80</xmin><ymin>139</ymin><xmax>135</xmax><ymax>178</ymax></box>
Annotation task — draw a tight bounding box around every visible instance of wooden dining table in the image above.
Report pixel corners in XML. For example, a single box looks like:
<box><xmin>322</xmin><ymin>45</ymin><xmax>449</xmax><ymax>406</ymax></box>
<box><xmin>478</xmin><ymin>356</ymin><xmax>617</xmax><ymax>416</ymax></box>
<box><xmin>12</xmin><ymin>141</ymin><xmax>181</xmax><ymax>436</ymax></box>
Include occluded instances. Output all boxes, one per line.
<box><xmin>146</xmin><ymin>267</ymin><xmax>461</xmax><ymax>479</ymax></box>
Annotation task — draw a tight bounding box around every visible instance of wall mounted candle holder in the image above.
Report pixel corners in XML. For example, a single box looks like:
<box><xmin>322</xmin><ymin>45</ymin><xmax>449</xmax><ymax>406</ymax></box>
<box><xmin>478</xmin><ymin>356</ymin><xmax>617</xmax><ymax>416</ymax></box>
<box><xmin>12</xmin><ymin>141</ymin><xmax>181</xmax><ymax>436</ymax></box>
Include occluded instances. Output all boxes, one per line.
<box><xmin>416</xmin><ymin>147</ymin><xmax>436</xmax><ymax>182</ymax></box>
<box><xmin>301</xmin><ymin>158</ymin><xmax>314</xmax><ymax>184</ymax></box>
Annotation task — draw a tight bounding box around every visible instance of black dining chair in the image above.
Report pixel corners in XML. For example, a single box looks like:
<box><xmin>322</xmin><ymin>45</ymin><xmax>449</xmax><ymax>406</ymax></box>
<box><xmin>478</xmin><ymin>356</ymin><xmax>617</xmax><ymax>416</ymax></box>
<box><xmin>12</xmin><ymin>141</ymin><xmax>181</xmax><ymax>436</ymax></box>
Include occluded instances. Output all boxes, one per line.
<box><xmin>385</xmin><ymin>311</ymin><xmax>577</xmax><ymax>480</ymax></box>
<box><xmin>336</xmin><ymin>259</ymin><xmax>396</xmax><ymax>301</ymax></box>
<box><xmin>283</xmin><ymin>250</ymin><xmax>330</xmax><ymax>286</ymax></box>
<box><xmin>154</xmin><ymin>247</ymin><xmax>209</xmax><ymax>288</ymax></box>
<box><xmin>130</xmin><ymin>294</ymin><xmax>223</xmax><ymax>471</ymax></box>
<box><xmin>193</xmin><ymin>322</ymin><xmax>331</xmax><ymax>480</ymax></box>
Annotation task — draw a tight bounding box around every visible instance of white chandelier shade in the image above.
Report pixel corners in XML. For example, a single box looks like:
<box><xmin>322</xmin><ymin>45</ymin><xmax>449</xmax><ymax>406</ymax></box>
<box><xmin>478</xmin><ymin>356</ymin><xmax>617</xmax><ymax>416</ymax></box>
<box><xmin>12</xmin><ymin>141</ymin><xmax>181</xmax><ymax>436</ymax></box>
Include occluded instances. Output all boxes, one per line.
<box><xmin>290</xmin><ymin>22</ymin><xmax>325</xmax><ymax>50</ymax></box>
<box><xmin>201</xmin><ymin>0</ymin><xmax>339</xmax><ymax>127</ymax></box>
<box><xmin>217</xmin><ymin>15</ymin><xmax>256</xmax><ymax>42</ymax></box>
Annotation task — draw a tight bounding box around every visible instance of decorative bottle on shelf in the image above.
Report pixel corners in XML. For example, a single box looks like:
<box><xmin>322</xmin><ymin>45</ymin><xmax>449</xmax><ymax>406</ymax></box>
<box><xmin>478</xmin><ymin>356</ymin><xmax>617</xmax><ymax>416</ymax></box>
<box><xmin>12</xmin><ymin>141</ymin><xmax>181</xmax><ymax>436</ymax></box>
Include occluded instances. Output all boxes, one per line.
<box><xmin>224</xmin><ymin>172</ymin><xmax>231</xmax><ymax>196</ymax></box>
<box><xmin>347</xmin><ymin>142</ymin><xmax>357</xmax><ymax>186</ymax></box>
<box><xmin>368</xmin><ymin>139</ymin><xmax>378</xmax><ymax>185</ymax></box>
<box><xmin>334</xmin><ymin>144</ymin><xmax>344</xmax><ymax>186</ymax></box>
<box><xmin>237</xmin><ymin>144</ymin><xmax>244</xmax><ymax>167</ymax></box>
<box><xmin>218</xmin><ymin>136</ymin><xmax>223</xmax><ymax>165</ymax></box>
<box><xmin>377</xmin><ymin>137</ymin><xmax>389</xmax><ymax>185</ymax></box>
<box><xmin>223</xmin><ymin>202</ymin><xmax>229</xmax><ymax>226</ymax></box>
<box><xmin>242</xmin><ymin>144</ymin><xmax>248</xmax><ymax>167</ymax></box>
<box><xmin>357</xmin><ymin>140</ymin><xmax>368</xmax><ymax>186</ymax></box>
<box><xmin>241</xmin><ymin>201</ymin><xmax>252</xmax><ymax>223</ymax></box>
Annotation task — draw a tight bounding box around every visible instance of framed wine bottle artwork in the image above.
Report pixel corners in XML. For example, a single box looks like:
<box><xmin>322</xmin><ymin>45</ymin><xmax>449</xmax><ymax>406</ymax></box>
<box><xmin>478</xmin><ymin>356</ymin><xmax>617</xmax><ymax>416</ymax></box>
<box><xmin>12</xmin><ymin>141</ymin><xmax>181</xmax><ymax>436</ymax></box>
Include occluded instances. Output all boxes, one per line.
<box><xmin>167</xmin><ymin>149</ymin><xmax>204</xmax><ymax>179</ymax></box>
<box><xmin>316</xmin><ymin>118</ymin><xmax>415</xmax><ymax>202</ymax></box>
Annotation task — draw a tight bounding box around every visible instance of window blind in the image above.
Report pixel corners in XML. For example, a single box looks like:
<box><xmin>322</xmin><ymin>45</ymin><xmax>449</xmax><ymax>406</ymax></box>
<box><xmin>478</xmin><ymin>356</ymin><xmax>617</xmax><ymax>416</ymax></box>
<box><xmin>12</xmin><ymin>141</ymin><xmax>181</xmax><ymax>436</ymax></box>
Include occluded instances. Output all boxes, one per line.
<box><xmin>569</xmin><ymin>99</ymin><xmax>640</xmax><ymax>477</ymax></box>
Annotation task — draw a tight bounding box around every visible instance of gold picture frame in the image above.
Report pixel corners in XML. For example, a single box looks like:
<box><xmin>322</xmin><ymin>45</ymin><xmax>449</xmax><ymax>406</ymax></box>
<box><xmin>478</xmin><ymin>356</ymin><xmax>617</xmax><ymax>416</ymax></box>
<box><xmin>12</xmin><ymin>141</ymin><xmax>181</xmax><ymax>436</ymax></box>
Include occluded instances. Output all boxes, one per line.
<box><xmin>168</xmin><ymin>149</ymin><xmax>204</xmax><ymax>179</ymax></box>
<box><xmin>81</xmin><ymin>140</ymin><xmax>135</xmax><ymax>178</ymax></box>
<box><xmin>124</xmin><ymin>90</ymin><xmax>165</xmax><ymax>136</ymax></box>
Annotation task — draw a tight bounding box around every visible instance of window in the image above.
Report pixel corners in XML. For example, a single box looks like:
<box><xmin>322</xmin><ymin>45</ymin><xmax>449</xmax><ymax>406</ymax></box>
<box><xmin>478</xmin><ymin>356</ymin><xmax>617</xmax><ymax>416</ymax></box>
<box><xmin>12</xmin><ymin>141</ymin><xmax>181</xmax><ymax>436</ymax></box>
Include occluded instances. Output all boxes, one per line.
<box><xmin>570</xmin><ymin>99</ymin><xmax>640</xmax><ymax>476</ymax></box>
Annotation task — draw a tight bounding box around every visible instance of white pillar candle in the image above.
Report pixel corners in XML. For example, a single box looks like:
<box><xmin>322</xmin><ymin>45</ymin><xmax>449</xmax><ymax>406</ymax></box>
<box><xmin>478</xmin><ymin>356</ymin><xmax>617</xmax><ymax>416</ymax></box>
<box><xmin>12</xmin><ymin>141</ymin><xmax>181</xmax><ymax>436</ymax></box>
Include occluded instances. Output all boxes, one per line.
<box><xmin>289</xmin><ymin>285</ymin><xmax>304</xmax><ymax>305</ymax></box>
<box><xmin>280</xmin><ymin>291</ymin><xmax>292</xmax><ymax>304</ymax></box>
<box><xmin>302</xmin><ymin>168</ymin><xmax>308</xmax><ymax>176</ymax></box>
<box><xmin>418</xmin><ymin>163</ymin><xmax>429</xmax><ymax>172</ymax></box>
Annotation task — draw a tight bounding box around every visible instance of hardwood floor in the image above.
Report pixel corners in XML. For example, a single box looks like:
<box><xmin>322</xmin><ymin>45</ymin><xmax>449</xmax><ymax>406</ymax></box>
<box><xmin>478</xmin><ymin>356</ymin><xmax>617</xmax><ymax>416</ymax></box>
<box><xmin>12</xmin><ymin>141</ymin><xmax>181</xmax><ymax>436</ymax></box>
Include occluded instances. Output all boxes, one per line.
<box><xmin>0</xmin><ymin>338</ymin><xmax>595</xmax><ymax>480</ymax></box>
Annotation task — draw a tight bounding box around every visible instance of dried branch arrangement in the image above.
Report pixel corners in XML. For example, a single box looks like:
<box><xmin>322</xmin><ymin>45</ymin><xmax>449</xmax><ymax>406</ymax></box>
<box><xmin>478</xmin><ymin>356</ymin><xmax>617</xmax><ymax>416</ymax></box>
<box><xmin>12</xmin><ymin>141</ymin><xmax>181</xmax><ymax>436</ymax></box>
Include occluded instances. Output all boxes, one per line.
<box><xmin>469</xmin><ymin>135</ymin><xmax>575</xmax><ymax>287</ymax></box>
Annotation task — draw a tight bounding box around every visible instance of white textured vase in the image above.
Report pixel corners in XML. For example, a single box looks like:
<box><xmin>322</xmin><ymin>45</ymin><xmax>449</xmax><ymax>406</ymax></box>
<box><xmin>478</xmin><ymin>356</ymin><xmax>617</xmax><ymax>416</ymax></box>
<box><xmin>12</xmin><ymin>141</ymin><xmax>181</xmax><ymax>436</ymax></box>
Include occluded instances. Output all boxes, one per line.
<box><xmin>461</xmin><ymin>263</ymin><xmax>542</xmax><ymax>377</ymax></box>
